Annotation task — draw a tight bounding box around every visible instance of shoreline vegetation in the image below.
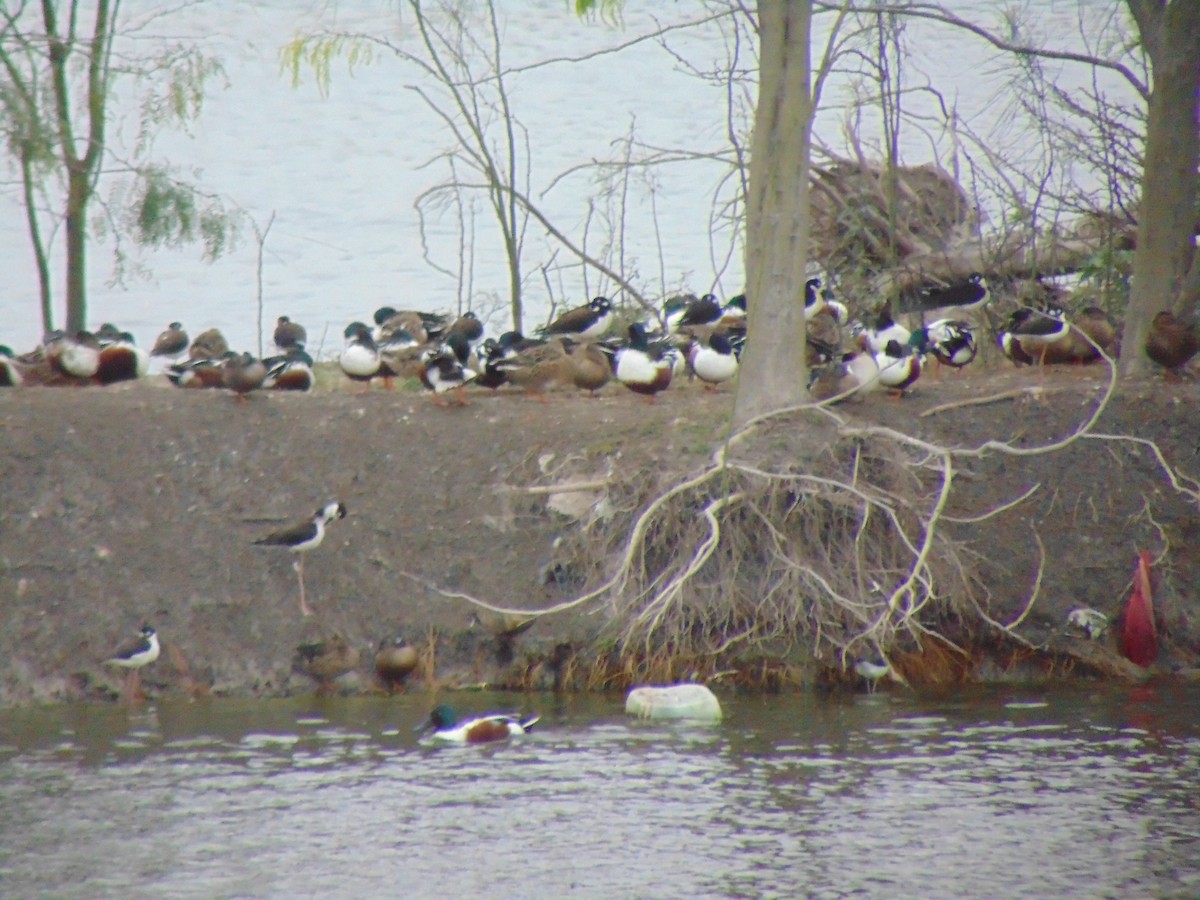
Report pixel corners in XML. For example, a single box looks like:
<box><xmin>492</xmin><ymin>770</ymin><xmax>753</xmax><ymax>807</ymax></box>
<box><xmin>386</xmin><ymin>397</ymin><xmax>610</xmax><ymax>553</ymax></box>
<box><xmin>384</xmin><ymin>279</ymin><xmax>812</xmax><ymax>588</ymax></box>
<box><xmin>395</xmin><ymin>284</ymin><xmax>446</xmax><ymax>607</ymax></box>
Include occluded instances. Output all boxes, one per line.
<box><xmin>1</xmin><ymin>357</ymin><xmax>1197</xmax><ymax>708</ymax></box>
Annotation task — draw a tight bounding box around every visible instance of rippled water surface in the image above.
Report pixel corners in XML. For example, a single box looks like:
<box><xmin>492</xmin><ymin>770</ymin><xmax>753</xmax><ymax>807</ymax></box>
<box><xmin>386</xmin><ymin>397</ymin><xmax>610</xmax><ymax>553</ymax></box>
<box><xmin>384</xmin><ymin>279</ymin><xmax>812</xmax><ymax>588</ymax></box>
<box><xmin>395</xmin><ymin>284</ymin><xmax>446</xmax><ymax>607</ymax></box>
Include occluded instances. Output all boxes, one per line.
<box><xmin>2</xmin><ymin>684</ymin><xmax>1198</xmax><ymax>898</ymax></box>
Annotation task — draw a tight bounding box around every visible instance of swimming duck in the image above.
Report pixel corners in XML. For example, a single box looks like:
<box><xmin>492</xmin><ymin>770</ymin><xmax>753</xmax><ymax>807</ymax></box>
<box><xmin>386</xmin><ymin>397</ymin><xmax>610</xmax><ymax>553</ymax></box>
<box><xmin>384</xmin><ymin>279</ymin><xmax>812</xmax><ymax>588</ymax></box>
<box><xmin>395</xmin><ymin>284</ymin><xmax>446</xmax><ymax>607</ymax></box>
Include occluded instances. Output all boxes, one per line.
<box><xmin>150</xmin><ymin>322</ymin><xmax>189</xmax><ymax>359</ymax></box>
<box><xmin>96</xmin><ymin>330</ymin><xmax>150</xmax><ymax>385</ymax></box>
<box><xmin>339</xmin><ymin>321</ymin><xmax>383</xmax><ymax>387</ymax></box>
<box><xmin>418</xmin><ymin>333</ymin><xmax>477</xmax><ymax>406</ymax></box>
<box><xmin>0</xmin><ymin>345</ymin><xmax>23</xmax><ymax>387</ymax></box>
<box><xmin>273</xmin><ymin>315</ymin><xmax>307</xmax><ymax>351</ymax></box>
<box><xmin>605</xmin><ymin>322</ymin><xmax>677</xmax><ymax>400</ymax></box>
<box><xmin>222</xmin><ymin>352</ymin><xmax>267</xmax><ymax>400</ymax></box>
<box><xmin>263</xmin><ymin>346</ymin><xmax>315</xmax><ymax>392</ymax></box>
<box><xmin>105</xmin><ymin>624</ymin><xmax>161</xmax><ymax>701</ymax></box>
<box><xmin>254</xmin><ymin>500</ymin><xmax>348</xmax><ymax>617</ymax></box>
<box><xmin>188</xmin><ymin>328</ymin><xmax>230</xmax><ymax>361</ymax></box>
<box><xmin>375</xmin><ymin>634</ymin><xmax>420</xmax><ymax>693</ymax></box>
<box><xmin>1145</xmin><ymin>309</ymin><xmax>1199</xmax><ymax>374</ymax></box>
<box><xmin>293</xmin><ymin>634</ymin><xmax>360</xmax><ymax>694</ymax></box>
<box><xmin>687</xmin><ymin>331</ymin><xmax>740</xmax><ymax>389</ymax></box>
<box><xmin>417</xmin><ymin>703</ymin><xmax>540</xmax><ymax>744</ymax></box>
<box><xmin>540</xmin><ymin>296</ymin><xmax>613</xmax><ymax>341</ymax></box>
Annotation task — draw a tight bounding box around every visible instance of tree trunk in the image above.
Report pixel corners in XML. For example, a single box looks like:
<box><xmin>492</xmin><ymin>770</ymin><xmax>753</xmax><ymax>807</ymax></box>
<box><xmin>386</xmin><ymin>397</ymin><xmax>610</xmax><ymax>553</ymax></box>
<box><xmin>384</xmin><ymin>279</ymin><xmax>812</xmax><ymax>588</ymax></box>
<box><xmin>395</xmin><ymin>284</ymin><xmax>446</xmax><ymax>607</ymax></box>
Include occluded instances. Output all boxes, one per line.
<box><xmin>732</xmin><ymin>1</ymin><xmax>813</xmax><ymax>430</ymax></box>
<box><xmin>1119</xmin><ymin>0</ymin><xmax>1200</xmax><ymax>377</ymax></box>
<box><xmin>65</xmin><ymin>170</ymin><xmax>90</xmax><ymax>334</ymax></box>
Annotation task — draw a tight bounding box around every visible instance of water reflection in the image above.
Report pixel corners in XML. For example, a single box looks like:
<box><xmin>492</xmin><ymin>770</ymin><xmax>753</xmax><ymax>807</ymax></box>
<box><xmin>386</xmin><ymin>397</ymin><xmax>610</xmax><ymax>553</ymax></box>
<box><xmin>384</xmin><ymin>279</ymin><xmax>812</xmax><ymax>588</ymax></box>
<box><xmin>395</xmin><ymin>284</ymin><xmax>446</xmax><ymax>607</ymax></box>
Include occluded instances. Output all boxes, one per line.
<box><xmin>1</xmin><ymin>685</ymin><xmax>1198</xmax><ymax>897</ymax></box>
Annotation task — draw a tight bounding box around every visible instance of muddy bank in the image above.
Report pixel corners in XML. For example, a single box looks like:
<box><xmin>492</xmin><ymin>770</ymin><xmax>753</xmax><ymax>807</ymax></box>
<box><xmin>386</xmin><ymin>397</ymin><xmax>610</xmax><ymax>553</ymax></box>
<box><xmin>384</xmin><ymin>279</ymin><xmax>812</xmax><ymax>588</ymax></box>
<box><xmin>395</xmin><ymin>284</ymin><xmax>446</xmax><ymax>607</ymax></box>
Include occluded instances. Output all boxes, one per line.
<box><xmin>1</xmin><ymin>368</ymin><xmax>1197</xmax><ymax>706</ymax></box>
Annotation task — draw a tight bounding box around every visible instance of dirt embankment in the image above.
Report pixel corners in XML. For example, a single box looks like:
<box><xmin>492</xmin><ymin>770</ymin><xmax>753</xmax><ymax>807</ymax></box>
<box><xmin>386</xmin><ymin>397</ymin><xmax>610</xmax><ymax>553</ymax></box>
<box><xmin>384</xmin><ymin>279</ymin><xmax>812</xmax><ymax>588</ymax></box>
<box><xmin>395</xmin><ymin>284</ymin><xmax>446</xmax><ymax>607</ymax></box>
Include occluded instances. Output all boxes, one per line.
<box><xmin>1</xmin><ymin>366</ymin><xmax>1197</xmax><ymax>706</ymax></box>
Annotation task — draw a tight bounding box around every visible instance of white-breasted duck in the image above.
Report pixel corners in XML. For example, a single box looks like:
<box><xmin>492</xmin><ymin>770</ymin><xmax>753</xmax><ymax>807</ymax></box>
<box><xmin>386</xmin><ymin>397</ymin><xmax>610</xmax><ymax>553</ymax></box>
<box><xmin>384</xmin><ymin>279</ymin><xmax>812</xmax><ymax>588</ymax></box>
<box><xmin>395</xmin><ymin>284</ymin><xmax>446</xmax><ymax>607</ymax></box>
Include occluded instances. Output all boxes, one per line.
<box><xmin>417</xmin><ymin>703</ymin><xmax>540</xmax><ymax>744</ymax></box>
<box><xmin>687</xmin><ymin>331</ymin><xmax>740</xmax><ymax>389</ymax></box>
<box><xmin>603</xmin><ymin>322</ymin><xmax>678</xmax><ymax>401</ymax></box>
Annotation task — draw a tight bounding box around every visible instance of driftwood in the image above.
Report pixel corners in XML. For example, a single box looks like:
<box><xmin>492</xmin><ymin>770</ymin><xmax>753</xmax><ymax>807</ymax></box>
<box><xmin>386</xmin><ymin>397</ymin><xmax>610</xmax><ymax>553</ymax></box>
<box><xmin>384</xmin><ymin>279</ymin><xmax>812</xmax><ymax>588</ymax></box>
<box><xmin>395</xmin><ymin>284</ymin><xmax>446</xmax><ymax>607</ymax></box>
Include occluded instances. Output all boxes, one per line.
<box><xmin>808</xmin><ymin>154</ymin><xmax>1138</xmax><ymax>306</ymax></box>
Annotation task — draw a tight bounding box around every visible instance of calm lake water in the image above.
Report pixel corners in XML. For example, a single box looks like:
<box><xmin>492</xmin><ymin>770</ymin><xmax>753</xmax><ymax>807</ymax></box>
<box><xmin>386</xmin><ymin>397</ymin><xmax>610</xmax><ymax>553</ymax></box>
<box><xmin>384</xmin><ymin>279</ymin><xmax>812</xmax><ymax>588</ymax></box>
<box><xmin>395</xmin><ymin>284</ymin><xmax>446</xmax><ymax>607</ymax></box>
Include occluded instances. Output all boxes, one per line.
<box><xmin>2</xmin><ymin>683</ymin><xmax>1198</xmax><ymax>898</ymax></box>
<box><xmin>0</xmin><ymin>1</ymin><xmax>1134</xmax><ymax>356</ymax></box>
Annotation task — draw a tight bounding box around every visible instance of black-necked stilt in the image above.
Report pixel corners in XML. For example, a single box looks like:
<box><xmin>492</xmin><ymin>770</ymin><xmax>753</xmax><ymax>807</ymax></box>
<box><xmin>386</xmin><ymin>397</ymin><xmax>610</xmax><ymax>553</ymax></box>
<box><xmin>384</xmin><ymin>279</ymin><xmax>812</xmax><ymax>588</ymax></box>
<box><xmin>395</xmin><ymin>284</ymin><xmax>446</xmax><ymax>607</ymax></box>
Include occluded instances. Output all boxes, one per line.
<box><xmin>254</xmin><ymin>501</ymin><xmax>347</xmax><ymax>617</ymax></box>
<box><xmin>105</xmin><ymin>625</ymin><xmax>161</xmax><ymax>701</ymax></box>
<box><xmin>853</xmin><ymin>658</ymin><xmax>891</xmax><ymax>693</ymax></box>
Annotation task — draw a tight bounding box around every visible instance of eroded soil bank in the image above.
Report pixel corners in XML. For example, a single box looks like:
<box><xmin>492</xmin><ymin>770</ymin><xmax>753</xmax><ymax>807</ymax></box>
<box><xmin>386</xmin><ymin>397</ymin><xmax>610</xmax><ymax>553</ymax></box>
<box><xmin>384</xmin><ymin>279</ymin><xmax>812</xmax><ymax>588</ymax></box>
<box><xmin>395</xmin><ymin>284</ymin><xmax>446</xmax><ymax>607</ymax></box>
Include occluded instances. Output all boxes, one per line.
<box><xmin>1</xmin><ymin>365</ymin><xmax>1197</xmax><ymax>706</ymax></box>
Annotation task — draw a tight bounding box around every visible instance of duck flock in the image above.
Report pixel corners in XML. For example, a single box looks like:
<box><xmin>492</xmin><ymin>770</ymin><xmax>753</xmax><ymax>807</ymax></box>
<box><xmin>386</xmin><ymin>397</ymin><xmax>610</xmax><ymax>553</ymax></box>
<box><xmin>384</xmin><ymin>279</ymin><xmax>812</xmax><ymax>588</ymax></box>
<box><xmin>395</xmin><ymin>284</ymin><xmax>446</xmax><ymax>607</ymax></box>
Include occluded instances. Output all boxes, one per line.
<box><xmin>2</xmin><ymin>273</ymin><xmax>1196</xmax><ymax>400</ymax></box>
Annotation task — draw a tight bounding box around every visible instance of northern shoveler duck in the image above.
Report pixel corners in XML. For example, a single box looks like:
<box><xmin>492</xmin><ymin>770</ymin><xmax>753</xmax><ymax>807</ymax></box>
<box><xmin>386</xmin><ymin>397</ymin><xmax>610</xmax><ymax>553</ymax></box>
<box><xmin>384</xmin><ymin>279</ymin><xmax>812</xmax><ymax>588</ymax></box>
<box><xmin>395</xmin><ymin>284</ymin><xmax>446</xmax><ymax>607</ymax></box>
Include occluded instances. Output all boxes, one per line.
<box><xmin>47</xmin><ymin>330</ymin><xmax>102</xmax><ymax>380</ymax></box>
<box><xmin>418</xmin><ymin>333</ymin><xmax>477</xmax><ymax>406</ymax></box>
<box><xmin>1145</xmin><ymin>309</ymin><xmax>1199</xmax><ymax>374</ymax></box>
<box><xmin>372</xmin><ymin>307</ymin><xmax>431</xmax><ymax>345</ymax></box>
<box><xmin>339</xmin><ymin>321</ymin><xmax>383</xmax><ymax>387</ymax></box>
<box><xmin>151</xmin><ymin>322</ymin><xmax>189</xmax><ymax>359</ymax></box>
<box><xmin>540</xmin><ymin>296</ymin><xmax>613</xmax><ymax>341</ymax></box>
<box><xmin>562</xmin><ymin>338</ymin><xmax>612</xmax><ymax>396</ymax></box>
<box><xmin>1000</xmin><ymin>307</ymin><xmax>1071</xmax><ymax>365</ymax></box>
<box><xmin>223</xmin><ymin>352</ymin><xmax>267</xmax><ymax>400</ymax></box>
<box><xmin>166</xmin><ymin>352</ymin><xmax>236</xmax><ymax>388</ymax></box>
<box><xmin>859</xmin><ymin>302</ymin><xmax>911</xmax><ymax>354</ymax></box>
<box><xmin>96</xmin><ymin>330</ymin><xmax>150</xmax><ymax>385</ymax></box>
<box><xmin>188</xmin><ymin>328</ymin><xmax>230</xmax><ymax>361</ymax></box>
<box><xmin>802</xmin><ymin>278</ymin><xmax>849</xmax><ymax>323</ymax></box>
<box><xmin>687</xmin><ymin>331</ymin><xmax>740</xmax><ymax>389</ymax></box>
<box><xmin>717</xmin><ymin>293</ymin><xmax>749</xmax><ymax>328</ymax></box>
<box><xmin>493</xmin><ymin>337</ymin><xmax>569</xmax><ymax>400</ymax></box>
<box><xmin>263</xmin><ymin>347</ymin><xmax>315</xmax><ymax>392</ymax></box>
<box><xmin>604</xmin><ymin>322</ymin><xmax>678</xmax><ymax>400</ymax></box>
<box><xmin>443</xmin><ymin>311</ymin><xmax>484</xmax><ymax>345</ymax></box>
<box><xmin>672</xmin><ymin>293</ymin><xmax>722</xmax><ymax>332</ymax></box>
<box><xmin>1068</xmin><ymin>306</ymin><xmax>1118</xmax><ymax>362</ymax></box>
<box><xmin>105</xmin><ymin>625</ymin><xmax>161</xmax><ymax>701</ymax></box>
<box><xmin>293</xmin><ymin>634</ymin><xmax>360</xmax><ymax>694</ymax></box>
<box><xmin>916</xmin><ymin>273</ymin><xmax>989</xmax><ymax>313</ymax></box>
<box><xmin>253</xmin><ymin>501</ymin><xmax>348</xmax><ymax>617</ymax></box>
<box><xmin>417</xmin><ymin>703</ymin><xmax>540</xmax><ymax>744</ymax></box>
<box><xmin>912</xmin><ymin>319</ymin><xmax>977</xmax><ymax>372</ymax></box>
<box><xmin>0</xmin><ymin>345</ymin><xmax>22</xmax><ymax>387</ymax></box>
<box><xmin>875</xmin><ymin>338</ymin><xmax>922</xmax><ymax>395</ymax></box>
<box><xmin>375</xmin><ymin>634</ymin><xmax>419</xmax><ymax>692</ymax></box>
<box><xmin>273</xmin><ymin>315</ymin><xmax>308</xmax><ymax>351</ymax></box>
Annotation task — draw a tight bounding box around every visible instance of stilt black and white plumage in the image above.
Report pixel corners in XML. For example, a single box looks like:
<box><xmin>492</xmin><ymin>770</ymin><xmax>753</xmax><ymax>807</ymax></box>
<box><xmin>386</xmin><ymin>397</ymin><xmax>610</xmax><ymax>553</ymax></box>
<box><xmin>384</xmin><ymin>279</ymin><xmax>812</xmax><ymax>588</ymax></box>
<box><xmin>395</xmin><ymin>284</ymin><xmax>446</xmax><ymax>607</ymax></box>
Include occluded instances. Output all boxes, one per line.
<box><xmin>254</xmin><ymin>501</ymin><xmax>348</xmax><ymax>617</ymax></box>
